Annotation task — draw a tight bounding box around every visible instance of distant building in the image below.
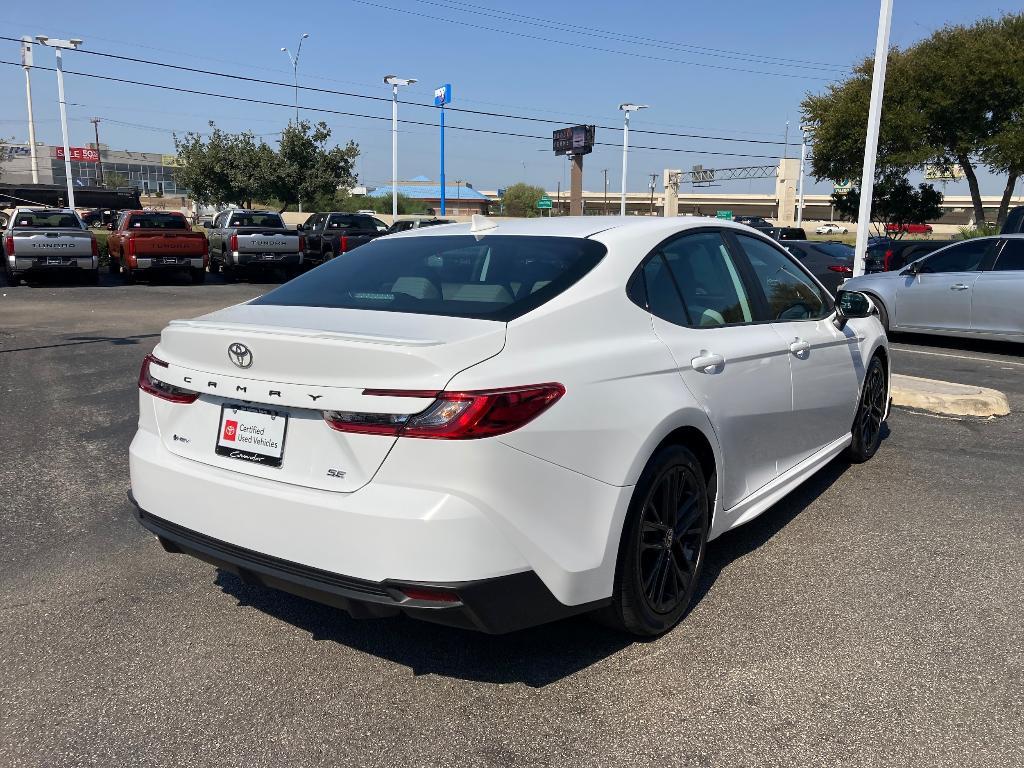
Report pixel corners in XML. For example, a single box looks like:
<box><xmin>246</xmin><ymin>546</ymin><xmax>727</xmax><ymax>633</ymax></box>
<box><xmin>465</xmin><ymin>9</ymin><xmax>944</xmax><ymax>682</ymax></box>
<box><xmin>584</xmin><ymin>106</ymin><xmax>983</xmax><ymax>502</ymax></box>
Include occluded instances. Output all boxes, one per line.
<box><xmin>369</xmin><ymin>176</ymin><xmax>489</xmax><ymax>215</ymax></box>
<box><xmin>1</xmin><ymin>142</ymin><xmax>187</xmax><ymax>197</ymax></box>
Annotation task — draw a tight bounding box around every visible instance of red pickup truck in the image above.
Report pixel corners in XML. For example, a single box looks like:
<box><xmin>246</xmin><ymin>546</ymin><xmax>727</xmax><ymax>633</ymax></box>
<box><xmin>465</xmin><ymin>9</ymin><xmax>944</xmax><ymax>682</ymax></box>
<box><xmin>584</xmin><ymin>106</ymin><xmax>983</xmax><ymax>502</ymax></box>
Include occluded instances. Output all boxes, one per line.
<box><xmin>107</xmin><ymin>211</ymin><xmax>208</xmax><ymax>284</ymax></box>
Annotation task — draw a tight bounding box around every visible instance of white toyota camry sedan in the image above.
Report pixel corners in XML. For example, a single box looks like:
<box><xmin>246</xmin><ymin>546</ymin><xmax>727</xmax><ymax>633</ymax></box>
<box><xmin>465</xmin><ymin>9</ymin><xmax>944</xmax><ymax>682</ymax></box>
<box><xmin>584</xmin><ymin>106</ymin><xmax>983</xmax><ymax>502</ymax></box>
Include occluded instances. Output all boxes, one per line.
<box><xmin>130</xmin><ymin>216</ymin><xmax>890</xmax><ymax>636</ymax></box>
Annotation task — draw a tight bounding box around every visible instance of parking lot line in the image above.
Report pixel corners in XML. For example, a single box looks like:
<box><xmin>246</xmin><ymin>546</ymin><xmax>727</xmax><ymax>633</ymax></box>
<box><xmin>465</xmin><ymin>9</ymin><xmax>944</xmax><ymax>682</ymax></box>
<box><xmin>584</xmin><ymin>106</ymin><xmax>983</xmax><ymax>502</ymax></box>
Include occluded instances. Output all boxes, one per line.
<box><xmin>889</xmin><ymin>345</ymin><xmax>1024</xmax><ymax>368</ymax></box>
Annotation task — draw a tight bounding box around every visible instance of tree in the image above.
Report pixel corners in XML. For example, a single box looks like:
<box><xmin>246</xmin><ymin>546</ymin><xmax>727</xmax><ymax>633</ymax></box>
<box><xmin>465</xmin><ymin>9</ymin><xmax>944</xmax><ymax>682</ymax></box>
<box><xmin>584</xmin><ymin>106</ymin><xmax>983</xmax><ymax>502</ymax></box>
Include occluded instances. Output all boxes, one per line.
<box><xmin>102</xmin><ymin>171</ymin><xmax>129</xmax><ymax>189</ymax></box>
<box><xmin>832</xmin><ymin>174</ymin><xmax>944</xmax><ymax>237</ymax></box>
<box><xmin>268</xmin><ymin>121</ymin><xmax>359</xmax><ymax>213</ymax></box>
<box><xmin>802</xmin><ymin>12</ymin><xmax>1024</xmax><ymax>227</ymax></box>
<box><xmin>501</xmin><ymin>182</ymin><xmax>546</xmax><ymax>217</ymax></box>
<box><xmin>173</xmin><ymin>123</ymin><xmax>276</xmax><ymax>208</ymax></box>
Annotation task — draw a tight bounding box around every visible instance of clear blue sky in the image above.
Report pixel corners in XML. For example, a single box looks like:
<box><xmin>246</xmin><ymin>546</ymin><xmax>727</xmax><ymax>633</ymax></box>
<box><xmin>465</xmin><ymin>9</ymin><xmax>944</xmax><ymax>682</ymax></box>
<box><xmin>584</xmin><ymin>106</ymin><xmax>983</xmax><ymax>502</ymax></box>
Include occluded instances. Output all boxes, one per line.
<box><xmin>0</xmin><ymin>0</ymin><xmax>1014</xmax><ymax>196</ymax></box>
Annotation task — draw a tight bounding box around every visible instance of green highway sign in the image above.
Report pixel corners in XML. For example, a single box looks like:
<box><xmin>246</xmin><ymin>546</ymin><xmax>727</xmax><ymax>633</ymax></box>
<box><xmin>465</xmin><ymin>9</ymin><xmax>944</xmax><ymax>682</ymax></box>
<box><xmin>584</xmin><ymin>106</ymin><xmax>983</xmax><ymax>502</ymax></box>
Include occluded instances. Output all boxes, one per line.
<box><xmin>537</xmin><ymin>196</ymin><xmax>553</xmax><ymax>209</ymax></box>
<box><xmin>716</xmin><ymin>210</ymin><xmax>733</xmax><ymax>219</ymax></box>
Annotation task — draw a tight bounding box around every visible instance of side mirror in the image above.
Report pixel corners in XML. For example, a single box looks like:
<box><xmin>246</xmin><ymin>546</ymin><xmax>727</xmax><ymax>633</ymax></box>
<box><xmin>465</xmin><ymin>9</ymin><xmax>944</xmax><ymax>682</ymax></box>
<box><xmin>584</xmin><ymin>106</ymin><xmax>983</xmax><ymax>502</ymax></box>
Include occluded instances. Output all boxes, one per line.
<box><xmin>834</xmin><ymin>290</ymin><xmax>873</xmax><ymax>329</ymax></box>
<box><xmin>900</xmin><ymin>260</ymin><xmax>921</xmax><ymax>276</ymax></box>
<box><xmin>202</xmin><ymin>221</ymin><xmax>213</xmax><ymax>229</ymax></box>
<box><xmin>296</xmin><ymin>223</ymin><xmax>305</xmax><ymax>232</ymax></box>
<box><xmin>106</xmin><ymin>223</ymin><xmax>115</xmax><ymax>231</ymax></box>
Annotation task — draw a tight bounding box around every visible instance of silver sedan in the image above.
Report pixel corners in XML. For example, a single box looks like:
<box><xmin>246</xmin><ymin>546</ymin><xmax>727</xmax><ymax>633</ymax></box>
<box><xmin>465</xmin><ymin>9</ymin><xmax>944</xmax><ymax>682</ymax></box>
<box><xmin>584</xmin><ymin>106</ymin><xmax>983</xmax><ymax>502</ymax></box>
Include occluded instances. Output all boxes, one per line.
<box><xmin>844</xmin><ymin>235</ymin><xmax>1024</xmax><ymax>343</ymax></box>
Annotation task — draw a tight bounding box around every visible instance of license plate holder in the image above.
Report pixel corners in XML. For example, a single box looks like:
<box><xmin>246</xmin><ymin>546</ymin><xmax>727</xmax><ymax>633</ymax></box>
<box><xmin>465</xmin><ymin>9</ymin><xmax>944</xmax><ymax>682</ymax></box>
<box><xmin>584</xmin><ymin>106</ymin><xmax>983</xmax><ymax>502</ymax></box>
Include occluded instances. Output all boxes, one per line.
<box><xmin>46</xmin><ymin>257</ymin><xmax>63</xmax><ymax>265</ymax></box>
<box><xmin>260</xmin><ymin>252</ymin><xmax>278</xmax><ymax>260</ymax></box>
<box><xmin>215</xmin><ymin>403</ymin><xmax>288</xmax><ymax>467</ymax></box>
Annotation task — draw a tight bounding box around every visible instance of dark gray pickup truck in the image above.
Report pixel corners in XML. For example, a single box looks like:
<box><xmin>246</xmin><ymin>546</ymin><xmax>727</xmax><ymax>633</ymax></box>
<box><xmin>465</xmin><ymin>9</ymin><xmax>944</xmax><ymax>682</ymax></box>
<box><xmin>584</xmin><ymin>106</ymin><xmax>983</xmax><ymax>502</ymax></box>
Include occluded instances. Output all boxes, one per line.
<box><xmin>204</xmin><ymin>209</ymin><xmax>303</xmax><ymax>281</ymax></box>
<box><xmin>2</xmin><ymin>207</ymin><xmax>99</xmax><ymax>285</ymax></box>
<box><xmin>298</xmin><ymin>212</ymin><xmax>388</xmax><ymax>267</ymax></box>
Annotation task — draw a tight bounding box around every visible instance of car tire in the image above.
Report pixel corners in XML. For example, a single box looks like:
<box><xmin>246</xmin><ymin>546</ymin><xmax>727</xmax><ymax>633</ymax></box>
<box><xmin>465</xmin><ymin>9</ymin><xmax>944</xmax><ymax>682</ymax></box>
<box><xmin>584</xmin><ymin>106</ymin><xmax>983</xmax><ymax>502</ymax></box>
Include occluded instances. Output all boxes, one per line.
<box><xmin>208</xmin><ymin>256</ymin><xmax>220</xmax><ymax>275</ymax></box>
<box><xmin>124</xmin><ymin>266</ymin><xmax>136</xmax><ymax>285</ymax></box>
<box><xmin>108</xmin><ymin>258</ymin><xmax>120</xmax><ymax>275</ymax></box>
<box><xmin>598</xmin><ymin>444</ymin><xmax>710</xmax><ymax>637</ymax></box>
<box><xmin>323</xmin><ymin>249</ymin><xmax>334</xmax><ymax>262</ymax></box>
<box><xmin>222</xmin><ymin>263</ymin><xmax>237</xmax><ymax>283</ymax></box>
<box><xmin>846</xmin><ymin>356</ymin><xmax>887</xmax><ymax>463</ymax></box>
<box><xmin>190</xmin><ymin>267</ymin><xmax>206</xmax><ymax>284</ymax></box>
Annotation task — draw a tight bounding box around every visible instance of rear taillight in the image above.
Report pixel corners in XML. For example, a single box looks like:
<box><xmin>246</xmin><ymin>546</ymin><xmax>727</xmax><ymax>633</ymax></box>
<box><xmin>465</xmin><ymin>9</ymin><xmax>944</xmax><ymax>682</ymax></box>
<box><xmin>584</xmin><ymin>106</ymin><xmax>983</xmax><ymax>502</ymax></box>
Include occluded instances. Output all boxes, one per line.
<box><xmin>126</xmin><ymin>236</ymin><xmax>137</xmax><ymax>266</ymax></box>
<box><xmin>91</xmin><ymin>236</ymin><xmax>99</xmax><ymax>257</ymax></box>
<box><xmin>138</xmin><ymin>354</ymin><xmax>199</xmax><ymax>404</ymax></box>
<box><xmin>324</xmin><ymin>383</ymin><xmax>565</xmax><ymax>439</ymax></box>
<box><xmin>828</xmin><ymin>264</ymin><xmax>853</xmax><ymax>275</ymax></box>
<box><xmin>298</xmin><ymin>234</ymin><xmax>306</xmax><ymax>252</ymax></box>
<box><xmin>396</xmin><ymin>586</ymin><xmax>460</xmax><ymax>603</ymax></box>
<box><xmin>339</xmin><ymin>235</ymin><xmax>348</xmax><ymax>253</ymax></box>
<box><xmin>230</xmin><ymin>233</ymin><xmax>238</xmax><ymax>252</ymax></box>
<box><xmin>883</xmin><ymin>249</ymin><xmax>894</xmax><ymax>271</ymax></box>
<box><xmin>4</xmin><ymin>235</ymin><xmax>13</xmax><ymax>255</ymax></box>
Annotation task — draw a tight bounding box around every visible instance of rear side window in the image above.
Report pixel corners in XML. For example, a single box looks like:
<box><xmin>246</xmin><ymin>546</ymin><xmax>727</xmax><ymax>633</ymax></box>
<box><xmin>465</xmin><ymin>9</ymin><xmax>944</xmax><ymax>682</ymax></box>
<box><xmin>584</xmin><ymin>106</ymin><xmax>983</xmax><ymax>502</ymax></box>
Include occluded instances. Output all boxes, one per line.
<box><xmin>128</xmin><ymin>213</ymin><xmax>189</xmax><ymax>229</ymax></box>
<box><xmin>13</xmin><ymin>211</ymin><xmax>83</xmax><ymax>229</ymax></box>
<box><xmin>252</xmin><ymin>235</ymin><xmax>606</xmax><ymax>321</ymax></box>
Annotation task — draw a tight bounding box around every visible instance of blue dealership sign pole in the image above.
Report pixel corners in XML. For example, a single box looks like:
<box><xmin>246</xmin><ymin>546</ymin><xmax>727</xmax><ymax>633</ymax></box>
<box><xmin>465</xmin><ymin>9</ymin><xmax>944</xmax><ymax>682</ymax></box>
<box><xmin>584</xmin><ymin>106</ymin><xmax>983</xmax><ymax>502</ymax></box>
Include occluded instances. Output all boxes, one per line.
<box><xmin>434</xmin><ymin>84</ymin><xmax>451</xmax><ymax>216</ymax></box>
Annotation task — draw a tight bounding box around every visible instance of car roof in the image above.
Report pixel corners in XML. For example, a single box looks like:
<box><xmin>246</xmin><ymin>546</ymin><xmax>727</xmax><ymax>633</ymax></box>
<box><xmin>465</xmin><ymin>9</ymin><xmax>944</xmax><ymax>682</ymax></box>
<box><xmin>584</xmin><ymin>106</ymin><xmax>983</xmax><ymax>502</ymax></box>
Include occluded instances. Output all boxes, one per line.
<box><xmin>386</xmin><ymin>215</ymin><xmax>769</xmax><ymax>240</ymax></box>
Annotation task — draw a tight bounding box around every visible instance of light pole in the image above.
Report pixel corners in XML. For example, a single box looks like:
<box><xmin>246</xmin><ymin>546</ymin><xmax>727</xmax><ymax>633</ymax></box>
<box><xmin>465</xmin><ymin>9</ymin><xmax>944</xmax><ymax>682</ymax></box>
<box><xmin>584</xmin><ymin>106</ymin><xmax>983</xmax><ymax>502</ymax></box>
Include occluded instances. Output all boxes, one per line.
<box><xmin>853</xmin><ymin>0</ymin><xmax>895</xmax><ymax>277</ymax></box>
<box><xmin>20</xmin><ymin>37</ymin><xmax>39</xmax><ymax>184</ymax></box>
<box><xmin>384</xmin><ymin>75</ymin><xmax>417</xmax><ymax>218</ymax></box>
<box><xmin>91</xmin><ymin>118</ymin><xmax>104</xmax><ymax>187</ymax></box>
<box><xmin>618</xmin><ymin>103</ymin><xmax>648</xmax><ymax>215</ymax></box>
<box><xmin>602</xmin><ymin>168</ymin><xmax>609</xmax><ymax>215</ymax></box>
<box><xmin>35</xmin><ymin>35</ymin><xmax>82</xmax><ymax>209</ymax></box>
<box><xmin>280</xmin><ymin>33</ymin><xmax>309</xmax><ymax>125</ymax></box>
<box><xmin>648</xmin><ymin>173</ymin><xmax>657</xmax><ymax>215</ymax></box>
<box><xmin>796</xmin><ymin>125</ymin><xmax>811</xmax><ymax>228</ymax></box>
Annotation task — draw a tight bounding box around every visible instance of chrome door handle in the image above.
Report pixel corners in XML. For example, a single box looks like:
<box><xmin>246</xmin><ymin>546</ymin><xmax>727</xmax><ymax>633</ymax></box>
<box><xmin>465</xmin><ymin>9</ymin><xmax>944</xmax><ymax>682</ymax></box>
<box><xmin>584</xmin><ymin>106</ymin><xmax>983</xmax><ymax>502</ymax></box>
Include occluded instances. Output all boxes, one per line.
<box><xmin>950</xmin><ymin>283</ymin><xmax>970</xmax><ymax>291</ymax></box>
<box><xmin>789</xmin><ymin>339</ymin><xmax>811</xmax><ymax>356</ymax></box>
<box><xmin>691</xmin><ymin>352</ymin><xmax>725</xmax><ymax>373</ymax></box>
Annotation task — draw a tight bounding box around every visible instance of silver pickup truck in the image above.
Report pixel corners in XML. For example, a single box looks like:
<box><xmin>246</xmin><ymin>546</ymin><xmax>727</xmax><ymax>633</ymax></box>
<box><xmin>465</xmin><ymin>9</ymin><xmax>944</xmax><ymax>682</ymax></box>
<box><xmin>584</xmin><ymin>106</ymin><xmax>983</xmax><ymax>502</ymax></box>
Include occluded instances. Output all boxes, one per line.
<box><xmin>204</xmin><ymin>209</ymin><xmax>303</xmax><ymax>281</ymax></box>
<box><xmin>3</xmin><ymin>207</ymin><xmax>99</xmax><ymax>285</ymax></box>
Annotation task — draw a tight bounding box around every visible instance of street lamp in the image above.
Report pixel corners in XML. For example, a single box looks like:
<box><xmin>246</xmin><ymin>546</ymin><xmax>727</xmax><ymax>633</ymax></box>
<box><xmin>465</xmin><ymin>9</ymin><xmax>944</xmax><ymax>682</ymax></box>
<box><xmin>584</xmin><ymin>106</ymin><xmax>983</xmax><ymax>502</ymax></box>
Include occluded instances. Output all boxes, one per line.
<box><xmin>280</xmin><ymin>33</ymin><xmax>309</xmax><ymax>125</ymax></box>
<box><xmin>384</xmin><ymin>75</ymin><xmax>417</xmax><ymax>218</ymax></box>
<box><xmin>796</xmin><ymin>124</ymin><xmax>812</xmax><ymax>228</ymax></box>
<box><xmin>20</xmin><ymin>37</ymin><xmax>39</xmax><ymax>184</ymax></box>
<box><xmin>35</xmin><ymin>35</ymin><xmax>82</xmax><ymax>209</ymax></box>
<box><xmin>618</xmin><ymin>103</ymin><xmax>648</xmax><ymax>216</ymax></box>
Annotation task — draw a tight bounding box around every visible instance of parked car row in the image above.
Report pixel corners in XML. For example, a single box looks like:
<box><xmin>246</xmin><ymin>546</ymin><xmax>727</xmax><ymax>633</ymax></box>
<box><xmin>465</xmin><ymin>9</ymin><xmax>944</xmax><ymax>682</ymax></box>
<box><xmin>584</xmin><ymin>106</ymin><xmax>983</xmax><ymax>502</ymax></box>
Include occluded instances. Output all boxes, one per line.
<box><xmin>3</xmin><ymin>205</ymin><xmax>460</xmax><ymax>286</ymax></box>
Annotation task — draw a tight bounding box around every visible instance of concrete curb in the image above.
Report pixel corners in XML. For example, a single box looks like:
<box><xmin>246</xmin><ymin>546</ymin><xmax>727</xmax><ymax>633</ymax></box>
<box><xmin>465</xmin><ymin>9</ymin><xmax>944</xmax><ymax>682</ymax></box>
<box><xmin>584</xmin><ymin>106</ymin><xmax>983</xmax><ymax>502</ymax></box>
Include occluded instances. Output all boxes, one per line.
<box><xmin>891</xmin><ymin>374</ymin><xmax>1010</xmax><ymax>418</ymax></box>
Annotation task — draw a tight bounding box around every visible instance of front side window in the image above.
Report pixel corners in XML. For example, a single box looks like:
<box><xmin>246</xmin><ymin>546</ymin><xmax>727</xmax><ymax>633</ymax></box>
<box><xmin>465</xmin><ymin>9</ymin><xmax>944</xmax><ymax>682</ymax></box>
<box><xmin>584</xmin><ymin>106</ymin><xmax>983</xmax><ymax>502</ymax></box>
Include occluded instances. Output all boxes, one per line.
<box><xmin>661</xmin><ymin>231</ymin><xmax>753</xmax><ymax>326</ymax></box>
<box><xmin>920</xmin><ymin>240</ymin><xmax>992</xmax><ymax>273</ymax></box>
<box><xmin>992</xmin><ymin>240</ymin><xmax>1024</xmax><ymax>271</ymax></box>
<box><xmin>252</xmin><ymin>235</ymin><xmax>606</xmax><ymax>321</ymax></box>
<box><xmin>735</xmin><ymin>234</ymin><xmax>828</xmax><ymax>321</ymax></box>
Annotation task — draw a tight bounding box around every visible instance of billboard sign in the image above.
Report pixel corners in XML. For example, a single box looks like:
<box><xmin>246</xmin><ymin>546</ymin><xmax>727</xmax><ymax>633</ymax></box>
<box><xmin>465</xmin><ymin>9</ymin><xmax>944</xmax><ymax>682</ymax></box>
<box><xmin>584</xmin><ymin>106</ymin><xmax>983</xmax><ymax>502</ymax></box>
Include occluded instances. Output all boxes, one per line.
<box><xmin>433</xmin><ymin>83</ymin><xmax>452</xmax><ymax>107</ymax></box>
<box><xmin>552</xmin><ymin>125</ymin><xmax>595</xmax><ymax>155</ymax></box>
<box><xmin>53</xmin><ymin>146</ymin><xmax>100</xmax><ymax>163</ymax></box>
<box><xmin>924</xmin><ymin>164</ymin><xmax>964</xmax><ymax>181</ymax></box>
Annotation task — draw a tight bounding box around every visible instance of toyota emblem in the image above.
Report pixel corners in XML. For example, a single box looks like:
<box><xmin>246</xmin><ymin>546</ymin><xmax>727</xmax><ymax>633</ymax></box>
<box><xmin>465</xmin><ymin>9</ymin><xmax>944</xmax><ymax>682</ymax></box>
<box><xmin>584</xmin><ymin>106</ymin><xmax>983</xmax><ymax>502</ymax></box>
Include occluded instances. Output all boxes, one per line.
<box><xmin>227</xmin><ymin>343</ymin><xmax>253</xmax><ymax>369</ymax></box>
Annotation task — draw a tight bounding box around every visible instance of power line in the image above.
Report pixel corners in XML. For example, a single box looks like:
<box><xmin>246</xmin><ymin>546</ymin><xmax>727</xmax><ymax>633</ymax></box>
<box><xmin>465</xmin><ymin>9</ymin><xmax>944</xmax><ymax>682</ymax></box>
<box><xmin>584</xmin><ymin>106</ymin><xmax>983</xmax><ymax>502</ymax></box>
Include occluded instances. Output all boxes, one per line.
<box><xmin>0</xmin><ymin>59</ymin><xmax>783</xmax><ymax>160</ymax></box>
<box><xmin>408</xmin><ymin>0</ymin><xmax>849</xmax><ymax>72</ymax></box>
<box><xmin>0</xmin><ymin>35</ymin><xmax>793</xmax><ymax>147</ymax></box>
<box><xmin>349</xmin><ymin>0</ymin><xmax>841</xmax><ymax>81</ymax></box>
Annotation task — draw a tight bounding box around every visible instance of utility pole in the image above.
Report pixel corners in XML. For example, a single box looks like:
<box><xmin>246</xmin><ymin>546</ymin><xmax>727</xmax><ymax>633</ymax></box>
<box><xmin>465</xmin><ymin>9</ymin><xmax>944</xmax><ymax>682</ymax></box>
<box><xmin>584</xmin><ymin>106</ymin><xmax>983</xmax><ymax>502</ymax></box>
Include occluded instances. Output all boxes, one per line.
<box><xmin>618</xmin><ymin>103</ymin><xmax>648</xmax><ymax>215</ymax></box>
<box><xmin>90</xmin><ymin>118</ymin><xmax>104</xmax><ymax>187</ymax></box>
<box><xmin>602</xmin><ymin>169</ymin><xmax>608</xmax><ymax>215</ymax></box>
<box><xmin>35</xmin><ymin>35</ymin><xmax>82</xmax><ymax>209</ymax></box>
<box><xmin>556</xmin><ymin>180</ymin><xmax>561</xmax><ymax>216</ymax></box>
<box><xmin>648</xmin><ymin>173</ymin><xmax>657</xmax><ymax>215</ymax></box>
<box><xmin>853</xmin><ymin>0</ymin><xmax>894</xmax><ymax>278</ymax></box>
<box><xmin>21</xmin><ymin>37</ymin><xmax>39</xmax><ymax>184</ymax></box>
<box><xmin>784</xmin><ymin>120</ymin><xmax>790</xmax><ymax>160</ymax></box>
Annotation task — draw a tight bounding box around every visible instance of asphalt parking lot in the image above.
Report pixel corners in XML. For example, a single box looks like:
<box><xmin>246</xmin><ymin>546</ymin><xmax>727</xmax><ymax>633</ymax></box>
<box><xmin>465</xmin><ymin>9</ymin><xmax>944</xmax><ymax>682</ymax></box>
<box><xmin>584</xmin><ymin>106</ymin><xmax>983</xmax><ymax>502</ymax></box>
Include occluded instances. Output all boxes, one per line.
<box><xmin>1</xmin><ymin>274</ymin><xmax>1021</xmax><ymax>768</ymax></box>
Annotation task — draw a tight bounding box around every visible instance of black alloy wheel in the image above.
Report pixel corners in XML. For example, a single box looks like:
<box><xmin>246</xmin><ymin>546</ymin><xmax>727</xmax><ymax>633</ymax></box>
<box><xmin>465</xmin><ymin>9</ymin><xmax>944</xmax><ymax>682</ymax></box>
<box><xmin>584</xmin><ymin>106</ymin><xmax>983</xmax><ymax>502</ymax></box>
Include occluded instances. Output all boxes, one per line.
<box><xmin>599</xmin><ymin>445</ymin><xmax>710</xmax><ymax>636</ymax></box>
<box><xmin>637</xmin><ymin>465</ymin><xmax>706</xmax><ymax>614</ymax></box>
<box><xmin>847</xmin><ymin>356</ymin><xmax>887</xmax><ymax>462</ymax></box>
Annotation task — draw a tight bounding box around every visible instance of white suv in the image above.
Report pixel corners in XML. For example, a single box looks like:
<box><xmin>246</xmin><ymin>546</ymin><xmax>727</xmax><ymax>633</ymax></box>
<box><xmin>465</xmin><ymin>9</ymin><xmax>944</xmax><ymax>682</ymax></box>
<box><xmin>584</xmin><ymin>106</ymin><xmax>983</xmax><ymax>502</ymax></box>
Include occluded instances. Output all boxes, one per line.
<box><xmin>130</xmin><ymin>216</ymin><xmax>888</xmax><ymax>635</ymax></box>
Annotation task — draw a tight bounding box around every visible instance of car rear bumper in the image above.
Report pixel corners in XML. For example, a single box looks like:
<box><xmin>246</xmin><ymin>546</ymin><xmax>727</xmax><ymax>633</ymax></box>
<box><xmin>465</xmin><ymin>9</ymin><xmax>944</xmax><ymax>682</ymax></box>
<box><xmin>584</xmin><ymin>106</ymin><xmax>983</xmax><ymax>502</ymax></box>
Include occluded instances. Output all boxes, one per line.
<box><xmin>135</xmin><ymin>257</ymin><xmax>204</xmax><ymax>271</ymax></box>
<box><xmin>9</xmin><ymin>256</ymin><xmax>96</xmax><ymax>274</ymax></box>
<box><xmin>131</xmin><ymin>496</ymin><xmax>603</xmax><ymax>633</ymax></box>
<box><xmin>234</xmin><ymin>252</ymin><xmax>302</xmax><ymax>267</ymax></box>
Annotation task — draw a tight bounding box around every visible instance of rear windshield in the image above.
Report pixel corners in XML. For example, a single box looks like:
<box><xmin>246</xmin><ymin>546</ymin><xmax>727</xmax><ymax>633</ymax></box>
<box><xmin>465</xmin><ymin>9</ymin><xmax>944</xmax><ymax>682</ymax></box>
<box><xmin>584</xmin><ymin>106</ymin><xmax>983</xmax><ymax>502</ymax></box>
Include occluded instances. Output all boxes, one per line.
<box><xmin>810</xmin><ymin>242</ymin><xmax>854</xmax><ymax>259</ymax></box>
<box><xmin>128</xmin><ymin>213</ymin><xmax>190</xmax><ymax>229</ymax></box>
<box><xmin>252</xmin><ymin>234</ymin><xmax>607</xmax><ymax>321</ymax></box>
<box><xmin>326</xmin><ymin>214</ymin><xmax>374</xmax><ymax>229</ymax></box>
<box><xmin>228</xmin><ymin>213</ymin><xmax>284</xmax><ymax>228</ymax></box>
<box><xmin>12</xmin><ymin>211</ymin><xmax>83</xmax><ymax>229</ymax></box>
